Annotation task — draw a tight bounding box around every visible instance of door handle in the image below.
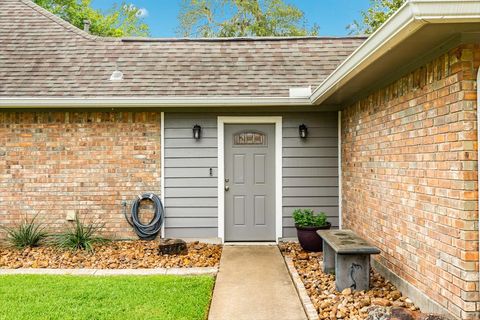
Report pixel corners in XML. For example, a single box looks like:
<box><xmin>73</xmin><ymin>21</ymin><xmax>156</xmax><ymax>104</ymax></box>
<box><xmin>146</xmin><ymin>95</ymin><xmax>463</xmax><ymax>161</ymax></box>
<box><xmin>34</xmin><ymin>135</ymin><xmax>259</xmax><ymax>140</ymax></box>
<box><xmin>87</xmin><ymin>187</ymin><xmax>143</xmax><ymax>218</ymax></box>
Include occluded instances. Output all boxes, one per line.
<box><xmin>225</xmin><ymin>185</ymin><xmax>230</xmax><ymax>191</ymax></box>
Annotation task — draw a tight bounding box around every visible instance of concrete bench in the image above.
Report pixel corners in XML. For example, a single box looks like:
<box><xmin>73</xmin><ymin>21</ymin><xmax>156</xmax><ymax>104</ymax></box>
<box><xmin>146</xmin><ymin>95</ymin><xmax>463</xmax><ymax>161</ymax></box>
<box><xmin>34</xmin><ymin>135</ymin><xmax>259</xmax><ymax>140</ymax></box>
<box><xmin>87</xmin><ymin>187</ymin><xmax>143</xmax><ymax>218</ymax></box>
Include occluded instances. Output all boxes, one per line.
<box><xmin>316</xmin><ymin>229</ymin><xmax>380</xmax><ymax>291</ymax></box>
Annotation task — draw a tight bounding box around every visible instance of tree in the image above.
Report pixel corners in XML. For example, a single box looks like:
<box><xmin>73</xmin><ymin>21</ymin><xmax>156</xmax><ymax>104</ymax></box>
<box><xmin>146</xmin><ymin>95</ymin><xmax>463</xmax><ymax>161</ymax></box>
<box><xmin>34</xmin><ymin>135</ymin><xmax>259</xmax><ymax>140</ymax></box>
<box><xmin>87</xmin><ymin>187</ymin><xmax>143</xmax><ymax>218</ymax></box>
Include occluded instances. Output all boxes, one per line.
<box><xmin>177</xmin><ymin>0</ymin><xmax>319</xmax><ymax>38</ymax></box>
<box><xmin>348</xmin><ymin>0</ymin><xmax>405</xmax><ymax>35</ymax></box>
<box><xmin>34</xmin><ymin>0</ymin><xmax>149</xmax><ymax>37</ymax></box>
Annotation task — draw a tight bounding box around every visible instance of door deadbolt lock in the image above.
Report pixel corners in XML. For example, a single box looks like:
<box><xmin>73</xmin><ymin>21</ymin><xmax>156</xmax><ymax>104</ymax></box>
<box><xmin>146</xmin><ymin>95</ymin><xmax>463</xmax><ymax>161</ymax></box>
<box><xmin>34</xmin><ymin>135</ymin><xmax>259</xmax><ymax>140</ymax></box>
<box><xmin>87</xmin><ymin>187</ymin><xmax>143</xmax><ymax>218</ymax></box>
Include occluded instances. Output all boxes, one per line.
<box><xmin>225</xmin><ymin>185</ymin><xmax>230</xmax><ymax>191</ymax></box>
<box><xmin>225</xmin><ymin>178</ymin><xmax>229</xmax><ymax>182</ymax></box>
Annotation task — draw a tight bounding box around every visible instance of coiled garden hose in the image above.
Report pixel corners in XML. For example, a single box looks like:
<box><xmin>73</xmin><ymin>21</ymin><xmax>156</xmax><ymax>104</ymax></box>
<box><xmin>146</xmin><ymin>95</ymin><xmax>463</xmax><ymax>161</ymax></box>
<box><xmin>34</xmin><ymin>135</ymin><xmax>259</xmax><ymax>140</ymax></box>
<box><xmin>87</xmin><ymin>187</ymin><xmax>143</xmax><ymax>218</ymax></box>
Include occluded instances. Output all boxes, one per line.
<box><xmin>123</xmin><ymin>193</ymin><xmax>164</xmax><ymax>240</ymax></box>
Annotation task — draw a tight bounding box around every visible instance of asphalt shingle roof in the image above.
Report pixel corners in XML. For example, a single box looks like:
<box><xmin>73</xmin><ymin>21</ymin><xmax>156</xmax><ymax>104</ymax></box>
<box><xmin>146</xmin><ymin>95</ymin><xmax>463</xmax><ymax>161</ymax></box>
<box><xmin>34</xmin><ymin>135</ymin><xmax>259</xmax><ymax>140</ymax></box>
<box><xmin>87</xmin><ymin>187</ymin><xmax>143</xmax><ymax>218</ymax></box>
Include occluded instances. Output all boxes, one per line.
<box><xmin>0</xmin><ymin>0</ymin><xmax>366</xmax><ymax>98</ymax></box>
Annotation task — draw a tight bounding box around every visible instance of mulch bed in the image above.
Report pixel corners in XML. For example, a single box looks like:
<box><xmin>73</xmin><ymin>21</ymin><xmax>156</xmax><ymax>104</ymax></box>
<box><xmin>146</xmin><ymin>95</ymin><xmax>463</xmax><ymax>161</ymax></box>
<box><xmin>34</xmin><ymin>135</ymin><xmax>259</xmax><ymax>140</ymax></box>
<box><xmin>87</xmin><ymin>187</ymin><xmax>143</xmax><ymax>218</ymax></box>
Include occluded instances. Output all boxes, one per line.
<box><xmin>0</xmin><ymin>241</ymin><xmax>222</xmax><ymax>269</ymax></box>
<box><xmin>279</xmin><ymin>242</ymin><xmax>421</xmax><ymax>320</ymax></box>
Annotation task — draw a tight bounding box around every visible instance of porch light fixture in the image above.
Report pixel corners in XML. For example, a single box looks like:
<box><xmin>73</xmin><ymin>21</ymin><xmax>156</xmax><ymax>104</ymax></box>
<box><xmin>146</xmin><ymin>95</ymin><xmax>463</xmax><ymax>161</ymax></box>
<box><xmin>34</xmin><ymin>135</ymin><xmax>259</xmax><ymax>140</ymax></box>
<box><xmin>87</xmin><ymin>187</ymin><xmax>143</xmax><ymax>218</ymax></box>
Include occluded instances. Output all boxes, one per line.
<box><xmin>299</xmin><ymin>124</ymin><xmax>308</xmax><ymax>139</ymax></box>
<box><xmin>193</xmin><ymin>124</ymin><xmax>202</xmax><ymax>140</ymax></box>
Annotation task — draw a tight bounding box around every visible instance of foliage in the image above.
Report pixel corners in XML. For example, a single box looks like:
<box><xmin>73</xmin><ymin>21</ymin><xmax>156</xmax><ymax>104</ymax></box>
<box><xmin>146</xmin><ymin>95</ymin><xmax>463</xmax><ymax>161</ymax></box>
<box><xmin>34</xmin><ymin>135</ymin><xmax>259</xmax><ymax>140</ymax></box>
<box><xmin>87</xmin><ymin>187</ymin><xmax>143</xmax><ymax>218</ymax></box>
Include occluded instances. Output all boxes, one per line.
<box><xmin>1</xmin><ymin>215</ymin><xmax>49</xmax><ymax>249</ymax></box>
<box><xmin>33</xmin><ymin>0</ymin><xmax>149</xmax><ymax>37</ymax></box>
<box><xmin>348</xmin><ymin>0</ymin><xmax>405</xmax><ymax>35</ymax></box>
<box><xmin>178</xmin><ymin>0</ymin><xmax>319</xmax><ymax>37</ymax></box>
<box><xmin>53</xmin><ymin>216</ymin><xmax>108</xmax><ymax>252</ymax></box>
<box><xmin>293</xmin><ymin>209</ymin><xmax>328</xmax><ymax>227</ymax></box>
<box><xmin>0</xmin><ymin>275</ymin><xmax>215</xmax><ymax>320</ymax></box>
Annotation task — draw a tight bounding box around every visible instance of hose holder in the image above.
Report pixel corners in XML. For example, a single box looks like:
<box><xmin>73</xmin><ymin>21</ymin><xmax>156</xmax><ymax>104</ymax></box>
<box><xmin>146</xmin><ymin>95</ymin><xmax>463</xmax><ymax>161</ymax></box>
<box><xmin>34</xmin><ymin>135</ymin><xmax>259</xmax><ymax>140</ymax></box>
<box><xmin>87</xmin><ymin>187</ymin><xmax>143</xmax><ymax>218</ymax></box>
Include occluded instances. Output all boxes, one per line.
<box><xmin>123</xmin><ymin>193</ymin><xmax>164</xmax><ymax>240</ymax></box>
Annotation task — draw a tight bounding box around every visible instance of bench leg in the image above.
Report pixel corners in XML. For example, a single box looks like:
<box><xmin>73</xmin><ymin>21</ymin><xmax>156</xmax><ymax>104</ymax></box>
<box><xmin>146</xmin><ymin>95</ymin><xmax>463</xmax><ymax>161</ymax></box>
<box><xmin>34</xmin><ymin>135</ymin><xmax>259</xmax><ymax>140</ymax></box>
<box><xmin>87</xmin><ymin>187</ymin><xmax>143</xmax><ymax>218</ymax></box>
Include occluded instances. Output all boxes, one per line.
<box><xmin>322</xmin><ymin>241</ymin><xmax>335</xmax><ymax>274</ymax></box>
<box><xmin>335</xmin><ymin>254</ymin><xmax>370</xmax><ymax>291</ymax></box>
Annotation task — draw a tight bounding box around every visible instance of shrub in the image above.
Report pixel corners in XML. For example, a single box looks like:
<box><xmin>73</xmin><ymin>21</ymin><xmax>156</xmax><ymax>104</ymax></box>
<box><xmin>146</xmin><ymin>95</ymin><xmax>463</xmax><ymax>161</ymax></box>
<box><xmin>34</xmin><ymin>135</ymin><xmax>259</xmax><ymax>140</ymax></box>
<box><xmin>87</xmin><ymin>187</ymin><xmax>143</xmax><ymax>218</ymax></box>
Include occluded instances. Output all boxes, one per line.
<box><xmin>54</xmin><ymin>216</ymin><xmax>108</xmax><ymax>252</ymax></box>
<box><xmin>293</xmin><ymin>209</ymin><xmax>328</xmax><ymax>227</ymax></box>
<box><xmin>1</xmin><ymin>215</ymin><xmax>49</xmax><ymax>249</ymax></box>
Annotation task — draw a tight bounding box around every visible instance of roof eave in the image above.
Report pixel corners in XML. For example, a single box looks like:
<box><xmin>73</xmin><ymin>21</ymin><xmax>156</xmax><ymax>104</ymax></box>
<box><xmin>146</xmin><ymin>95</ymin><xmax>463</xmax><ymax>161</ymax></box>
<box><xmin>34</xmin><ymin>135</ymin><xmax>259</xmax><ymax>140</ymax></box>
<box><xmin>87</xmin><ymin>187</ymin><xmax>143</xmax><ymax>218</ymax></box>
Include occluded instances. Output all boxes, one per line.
<box><xmin>0</xmin><ymin>97</ymin><xmax>312</xmax><ymax>108</ymax></box>
<box><xmin>310</xmin><ymin>0</ymin><xmax>480</xmax><ymax>106</ymax></box>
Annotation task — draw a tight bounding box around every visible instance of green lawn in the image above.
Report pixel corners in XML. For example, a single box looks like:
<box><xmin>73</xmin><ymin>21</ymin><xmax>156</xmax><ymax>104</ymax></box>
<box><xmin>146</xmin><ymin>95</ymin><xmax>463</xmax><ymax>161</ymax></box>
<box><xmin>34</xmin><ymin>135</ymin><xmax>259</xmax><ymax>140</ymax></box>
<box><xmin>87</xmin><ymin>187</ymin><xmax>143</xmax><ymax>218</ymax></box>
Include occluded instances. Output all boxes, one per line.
<box><xmin>0</xmin><ymin>275</ymin><xmax>215</xmax><ymax>320</ymax></box>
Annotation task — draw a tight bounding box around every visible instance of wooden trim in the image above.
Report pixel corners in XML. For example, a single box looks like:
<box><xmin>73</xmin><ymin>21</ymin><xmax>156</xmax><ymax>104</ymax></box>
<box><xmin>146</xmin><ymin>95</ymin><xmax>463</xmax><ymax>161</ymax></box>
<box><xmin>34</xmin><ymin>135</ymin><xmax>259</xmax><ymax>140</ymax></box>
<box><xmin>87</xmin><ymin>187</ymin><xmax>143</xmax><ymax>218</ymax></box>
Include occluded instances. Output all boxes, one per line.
<box><xmin>160</xmin><ymin>112</ymin><xmax>166</xmax><ymax>238</ymax></box>
<box><xmin>338</xmin><ymin>111</ymin><xmax>342</xmax><ymax>229</ymax></box>
<box><xmin>217</xmin><ymin>116</ymin><xmax>283</xmax><ymax>243</ymax></box>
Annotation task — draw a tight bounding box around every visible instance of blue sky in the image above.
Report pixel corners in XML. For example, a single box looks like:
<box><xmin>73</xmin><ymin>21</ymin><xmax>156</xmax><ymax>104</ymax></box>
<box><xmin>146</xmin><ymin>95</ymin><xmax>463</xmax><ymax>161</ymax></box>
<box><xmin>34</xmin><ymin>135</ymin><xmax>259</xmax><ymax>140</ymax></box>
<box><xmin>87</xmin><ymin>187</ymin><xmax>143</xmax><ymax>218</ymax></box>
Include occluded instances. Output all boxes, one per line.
<box><xmin>91</xmin><ymin>0</ymin><xmax>371</xmax><ymax>37</ymax></box>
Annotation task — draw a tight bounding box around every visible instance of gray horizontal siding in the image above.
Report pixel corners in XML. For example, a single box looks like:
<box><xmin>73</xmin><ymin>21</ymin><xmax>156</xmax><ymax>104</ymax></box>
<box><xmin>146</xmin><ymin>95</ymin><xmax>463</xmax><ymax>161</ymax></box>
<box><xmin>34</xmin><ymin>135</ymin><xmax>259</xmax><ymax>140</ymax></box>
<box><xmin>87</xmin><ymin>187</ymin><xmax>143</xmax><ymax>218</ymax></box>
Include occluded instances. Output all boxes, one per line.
<box><xmin>282</xmin><ymin>112</ymin><xmax>339</xmax><ymax>237</ymax></box>
<box><xmin>165</xmin><ymin>138</ymin><xmax>217</xmax><ymax>148</ymax></box>
<box><xmin>283</xmin><ymin>187</ymin><xmax>338</xmax><ymax>197</ymax></box>
<box><xmin>165</xmin><ymin>228</ymin><xmax>218</xmax><ymax>238</ymax></box>
<box><xmin>283</xmin><ymin>177</ymin><xmax>338</xmax><ymax>187</ymax></box>
<box><xmin>283</xmin><ymin>147</ymin><xmax>337</xmax><ymax>157</ymax></box>
<box><xmin>283</xmin><ymin>126</ymin><xmax>337</xmax><ymax>138</ymax></box>
<box><xmin>166</xmin><ymin>177</ymin><xmax>217</xmax><ymax>188</ymax></box>
<box><xmin>165</xmin><ymin>217</ymin><xmax>217</xmax><ymax>228</ymax></box>
<box><xmin>165</xmin><ymin>128</ymin><xmax>217</xmax><ymax>138</ymax></box>
<box><xmin>165</xmin><ymin>158</ymin><xmax>217</xmax><ymax>168</ymax></box>
<box><xmin>165</xmin><ymin>148</ymin><xmax>217</xmax><ymax>158</ymax></box>
<box><xmin>166</xmin><ymin>188</ymin><xmax>217</xmax><ymax>198</ymax></box>
<box><xmin>283</xmin><ymin>167</ymin><xmax>338</xmax><ymax>177</ymax></box>
<box><xmin>165</xmin><ymin>207</ymin><xmax>218</xmax><ymax>217</ymax></box>
<box><xmin>164</xmin><ymin>113</ymin><xmax>218</xmax><ymax>238</ymax></box>
<box><xmin>163</xmin><ymin>112</ymin><xmax>339</xmax><ymax>240</ymax></box>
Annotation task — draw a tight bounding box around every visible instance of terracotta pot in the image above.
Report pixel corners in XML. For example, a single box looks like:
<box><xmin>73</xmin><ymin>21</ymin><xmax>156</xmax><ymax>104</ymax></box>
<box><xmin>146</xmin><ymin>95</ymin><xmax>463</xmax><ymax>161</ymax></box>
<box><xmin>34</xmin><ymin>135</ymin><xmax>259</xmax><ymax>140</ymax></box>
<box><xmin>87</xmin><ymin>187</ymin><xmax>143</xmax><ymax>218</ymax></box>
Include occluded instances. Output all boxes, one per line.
<box><xmin>295</xmin><ymin>222</ymin><xmax>331</xmax><ymax>252</ymax></box>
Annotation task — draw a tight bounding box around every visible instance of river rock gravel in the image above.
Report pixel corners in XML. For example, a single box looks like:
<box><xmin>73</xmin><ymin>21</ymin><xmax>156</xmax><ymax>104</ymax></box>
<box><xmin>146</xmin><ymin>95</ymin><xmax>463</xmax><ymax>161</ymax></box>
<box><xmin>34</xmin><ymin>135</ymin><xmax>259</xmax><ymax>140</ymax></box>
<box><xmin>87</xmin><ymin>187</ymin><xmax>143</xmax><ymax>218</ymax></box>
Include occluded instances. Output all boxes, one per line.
<box><xmin>0</xmin><ymin>241</ymin><xmax>222</xmax><ymax>269</ymax></box>
<box><xmin>279</xmin><ymin>242</ymin><xmax>420</xmax><ymax>320</ymax></box>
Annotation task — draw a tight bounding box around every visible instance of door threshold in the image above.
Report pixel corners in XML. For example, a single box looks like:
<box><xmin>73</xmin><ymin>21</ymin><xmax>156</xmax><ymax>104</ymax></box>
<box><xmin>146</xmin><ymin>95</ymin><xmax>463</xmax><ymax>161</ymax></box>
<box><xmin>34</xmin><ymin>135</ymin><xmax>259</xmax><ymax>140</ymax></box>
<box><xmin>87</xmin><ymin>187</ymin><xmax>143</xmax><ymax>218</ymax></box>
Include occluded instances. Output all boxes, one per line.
<box><xmin>224</xmin><ymin>242</ymin><xmax>277</xmax><ymax>246</ymax></box>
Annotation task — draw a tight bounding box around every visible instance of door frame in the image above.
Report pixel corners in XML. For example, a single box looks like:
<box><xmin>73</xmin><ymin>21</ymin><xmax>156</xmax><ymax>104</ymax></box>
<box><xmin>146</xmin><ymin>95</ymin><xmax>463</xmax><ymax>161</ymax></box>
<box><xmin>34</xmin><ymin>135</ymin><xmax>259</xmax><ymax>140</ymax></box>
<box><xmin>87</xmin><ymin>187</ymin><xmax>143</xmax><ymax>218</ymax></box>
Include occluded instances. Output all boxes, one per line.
<box><xmin>217</xmin><ymin>116</ymin><xmax>283</xmax><ymax>243</ymax></box>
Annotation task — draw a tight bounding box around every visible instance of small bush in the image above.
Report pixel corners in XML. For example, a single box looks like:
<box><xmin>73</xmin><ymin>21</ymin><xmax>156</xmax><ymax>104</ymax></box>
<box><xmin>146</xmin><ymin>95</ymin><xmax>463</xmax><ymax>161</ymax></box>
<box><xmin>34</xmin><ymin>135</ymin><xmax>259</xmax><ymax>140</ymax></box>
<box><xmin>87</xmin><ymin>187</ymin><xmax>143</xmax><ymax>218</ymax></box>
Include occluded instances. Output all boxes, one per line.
<box><xmin>54</xmin><ymin>216</ymin><xmax>108</xmax><ymax>252</ymax></box>
<box><xmin>293</xmin><ymin>209</ymin><xmax>328</xmax><ymax>227</ymax></box>
<box><xmin>1</xmin><ymin>215</ymin><xmax>49</xmax><ymax>249</ymax></box>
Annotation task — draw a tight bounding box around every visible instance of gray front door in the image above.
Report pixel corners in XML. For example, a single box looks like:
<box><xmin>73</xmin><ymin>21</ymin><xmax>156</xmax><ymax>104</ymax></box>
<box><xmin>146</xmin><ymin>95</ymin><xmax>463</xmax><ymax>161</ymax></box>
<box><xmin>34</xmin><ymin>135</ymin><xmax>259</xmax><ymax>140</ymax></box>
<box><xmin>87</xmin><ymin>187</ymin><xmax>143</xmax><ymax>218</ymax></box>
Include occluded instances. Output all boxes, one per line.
<box><xmin>224</xmin><ymin>124</ymin><xmax>275</xmax><ymax>241</ymax></box>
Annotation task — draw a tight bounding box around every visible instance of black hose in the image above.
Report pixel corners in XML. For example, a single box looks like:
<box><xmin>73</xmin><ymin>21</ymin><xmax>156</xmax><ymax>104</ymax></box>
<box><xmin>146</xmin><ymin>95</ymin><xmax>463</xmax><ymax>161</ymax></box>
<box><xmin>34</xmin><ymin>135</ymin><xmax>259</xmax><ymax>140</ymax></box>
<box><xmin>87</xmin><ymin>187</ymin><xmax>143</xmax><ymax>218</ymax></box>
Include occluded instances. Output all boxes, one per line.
<box><xmin>124</xmin><ymin>193</ymin><xmax>164</xmax><ymax>240</ymax></box>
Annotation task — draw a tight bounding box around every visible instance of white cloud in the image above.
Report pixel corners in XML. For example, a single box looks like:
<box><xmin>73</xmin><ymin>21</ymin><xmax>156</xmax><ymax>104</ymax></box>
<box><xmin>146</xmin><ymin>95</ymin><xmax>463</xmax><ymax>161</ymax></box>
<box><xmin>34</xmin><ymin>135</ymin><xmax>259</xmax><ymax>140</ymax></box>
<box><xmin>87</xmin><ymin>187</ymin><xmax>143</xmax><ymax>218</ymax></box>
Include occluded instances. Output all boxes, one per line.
<box><xmin>122</xmin><ymin>4</ymin><xmax>148</xmax><ymax>18</ymax></box>
<box><xmin>136</xmin><ymin>8</ymin><xmax>149</xmax><ymax>18</ymax></box>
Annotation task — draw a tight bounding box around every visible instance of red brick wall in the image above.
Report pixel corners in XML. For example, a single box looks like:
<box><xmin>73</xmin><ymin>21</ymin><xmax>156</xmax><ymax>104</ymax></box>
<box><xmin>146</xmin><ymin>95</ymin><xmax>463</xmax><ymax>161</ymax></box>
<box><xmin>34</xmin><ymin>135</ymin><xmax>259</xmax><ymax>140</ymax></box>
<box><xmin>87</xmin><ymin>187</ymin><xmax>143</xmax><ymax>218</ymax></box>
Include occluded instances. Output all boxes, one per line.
<box><xmin>341</xmin><ymin>44</ymin><xmax>479</xmax><ymax>319</ymax></box>
<box><xmin>0</xmin><ymin>111</ymin><xmax>161</xmax><ymax>240</ymax></box>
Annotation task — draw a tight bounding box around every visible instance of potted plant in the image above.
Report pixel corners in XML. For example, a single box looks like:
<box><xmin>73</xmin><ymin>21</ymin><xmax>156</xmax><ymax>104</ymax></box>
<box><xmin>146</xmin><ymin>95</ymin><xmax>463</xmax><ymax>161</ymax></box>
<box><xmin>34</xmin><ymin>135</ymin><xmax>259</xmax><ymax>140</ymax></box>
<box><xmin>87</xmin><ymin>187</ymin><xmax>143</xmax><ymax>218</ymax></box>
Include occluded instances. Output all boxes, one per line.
<box><xmin>293</xmin><ymin>209</ymin><xmax>331</xmax><ymax>252</ymax></box>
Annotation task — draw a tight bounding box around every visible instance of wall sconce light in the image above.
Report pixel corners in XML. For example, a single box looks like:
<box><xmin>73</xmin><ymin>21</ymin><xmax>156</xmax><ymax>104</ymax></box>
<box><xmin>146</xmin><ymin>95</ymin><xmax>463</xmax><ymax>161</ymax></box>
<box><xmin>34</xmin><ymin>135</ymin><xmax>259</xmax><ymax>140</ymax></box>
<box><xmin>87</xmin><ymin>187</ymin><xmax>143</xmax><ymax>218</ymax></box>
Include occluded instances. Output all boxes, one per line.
<box><xmin>299</xmin><ymin>124</ymin><xmax>308</xmax><ymax>139</ymax></box>
<box><xmin>193</xmin><ymin>124</ymin><xmax>202</xmax><ymax>140</ymax></box>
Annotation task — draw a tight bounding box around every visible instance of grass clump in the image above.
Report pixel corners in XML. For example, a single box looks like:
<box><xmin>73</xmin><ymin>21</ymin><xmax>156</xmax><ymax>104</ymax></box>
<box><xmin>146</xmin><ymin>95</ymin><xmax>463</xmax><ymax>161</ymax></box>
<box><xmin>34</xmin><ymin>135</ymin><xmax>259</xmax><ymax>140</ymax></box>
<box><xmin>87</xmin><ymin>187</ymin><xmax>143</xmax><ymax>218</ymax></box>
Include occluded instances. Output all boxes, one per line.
<box><xmin>53</xmin><ymin>216</ymin><xmax>108</xmax><ymax>252</ymax></box>
<box><xmin>1</xmin><ymin>215</ymin><xmax>49</xmax><ymax>249</ymax></box>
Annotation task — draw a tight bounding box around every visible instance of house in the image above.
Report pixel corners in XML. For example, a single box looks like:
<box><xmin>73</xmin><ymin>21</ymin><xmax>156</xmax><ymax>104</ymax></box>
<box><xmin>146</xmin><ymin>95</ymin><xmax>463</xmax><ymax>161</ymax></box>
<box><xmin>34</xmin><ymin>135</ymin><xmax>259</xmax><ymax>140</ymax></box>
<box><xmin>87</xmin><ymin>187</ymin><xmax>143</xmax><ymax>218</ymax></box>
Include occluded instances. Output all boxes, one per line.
<box><xmin>0</xmin><ymin>0</ymin><xmax>479</xmax><ymax>319</ymax></box>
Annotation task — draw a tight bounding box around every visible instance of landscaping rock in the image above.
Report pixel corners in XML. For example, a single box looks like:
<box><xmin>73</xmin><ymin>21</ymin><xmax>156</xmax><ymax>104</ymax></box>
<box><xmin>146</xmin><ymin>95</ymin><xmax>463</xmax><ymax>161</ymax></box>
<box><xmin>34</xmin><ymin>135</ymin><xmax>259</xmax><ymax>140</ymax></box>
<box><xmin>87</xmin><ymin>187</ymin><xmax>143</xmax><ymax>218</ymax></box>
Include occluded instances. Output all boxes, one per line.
<box><xmin>372</xmin><ymin>298</ymin><xmax>392</xmax><ymax>307</ymax></box>
<box><xmin>366</xmin><ymin>306</ymin><xmax>391</xmax><ymax>320</ymax></box>
<box><xmin>158</xmin><ymin>238</ymin><xmax>188</xmax><ymax>255</ymax></box>
<box><xmin>390</xmin><ymin>307</ymin><xmax>418</xmax><ymax>320</ymax></box>
<box><xmin>298</xmin><ymin>252</ymin><xmax>309</xmax><ymax>260</ymax></box>
<box><xmin>279</xmin><ymin>242</ymin><xmax>421</xmax><ymax>320</ymax></box>
<box><xmin>390</xmin><ymin>290</ymin><xmax>402</xmax><ymax>300</ymax></box>
<box><xmin>0</xmin><ymin>240</ymin><xmax>222</xmax><ymax>269</ymax></box>
<box><xmin>342</xmin><ymin>288</ymin><xmax>353</xmax><ymax>296</ymax></box>
<box><xmin>365</xmin><ymin>307</ymin><xmax>451</xmax><ymax>320</ymax></box>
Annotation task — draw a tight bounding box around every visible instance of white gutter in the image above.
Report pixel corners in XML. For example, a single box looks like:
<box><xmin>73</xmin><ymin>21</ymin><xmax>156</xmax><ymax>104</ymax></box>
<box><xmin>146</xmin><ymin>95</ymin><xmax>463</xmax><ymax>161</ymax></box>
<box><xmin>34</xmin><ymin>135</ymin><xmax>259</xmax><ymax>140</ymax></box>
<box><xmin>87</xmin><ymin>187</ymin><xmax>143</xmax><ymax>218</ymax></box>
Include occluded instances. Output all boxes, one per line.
<box><xmin>310</xmin><ymin>0</ymin><xmax>480</xmax><ymax>105</ymax></box>
<box><xmin>0</xmin><ymin>97</ymin><xmax>311</xmax><ymax>108</ymax></box>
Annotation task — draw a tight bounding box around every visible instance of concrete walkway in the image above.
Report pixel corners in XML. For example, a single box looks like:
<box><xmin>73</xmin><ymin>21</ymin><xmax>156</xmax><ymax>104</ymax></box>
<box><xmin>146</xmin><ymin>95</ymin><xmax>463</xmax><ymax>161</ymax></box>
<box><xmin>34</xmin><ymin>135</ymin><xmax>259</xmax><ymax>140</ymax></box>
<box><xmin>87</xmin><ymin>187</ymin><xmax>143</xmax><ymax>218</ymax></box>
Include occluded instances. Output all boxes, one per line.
<box><xmin>208</xmin><ymin>245</ymin><xmax>307</xmax><ymax>320</ymax></box>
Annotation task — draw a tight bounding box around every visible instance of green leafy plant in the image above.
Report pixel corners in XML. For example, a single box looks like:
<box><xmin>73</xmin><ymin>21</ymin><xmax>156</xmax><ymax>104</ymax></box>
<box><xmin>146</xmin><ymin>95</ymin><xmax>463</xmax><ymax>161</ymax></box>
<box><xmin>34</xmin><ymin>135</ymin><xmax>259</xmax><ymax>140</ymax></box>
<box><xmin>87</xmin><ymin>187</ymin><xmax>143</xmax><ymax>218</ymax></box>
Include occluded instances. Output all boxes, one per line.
<box><xmin>347</xmin><ymin>0</ymin><xmax>405</xmax><ymax>35</ymax></box>
<box><xmin>33</xmin><ymin>0</ymin><xmax>150</xmax><ymax>37</ymax></box>
<box><xmin>293</xmin><ymin>209</ymin><xmax>328</xmax><ymax>227</ymax></box>
<box><xmin>178</xmin><ymin>0</ymin><xmax>319</xmax><ymax>37</ymax></box>
<box><xmin>1</xmin><ymin>215</ymin><xmax>49</xmax><ymax>249</ymax></box>
<box><xmin>54</xmin><ymin>216</ymin><xmax>108</xmax><ymax>252</ymax></box>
